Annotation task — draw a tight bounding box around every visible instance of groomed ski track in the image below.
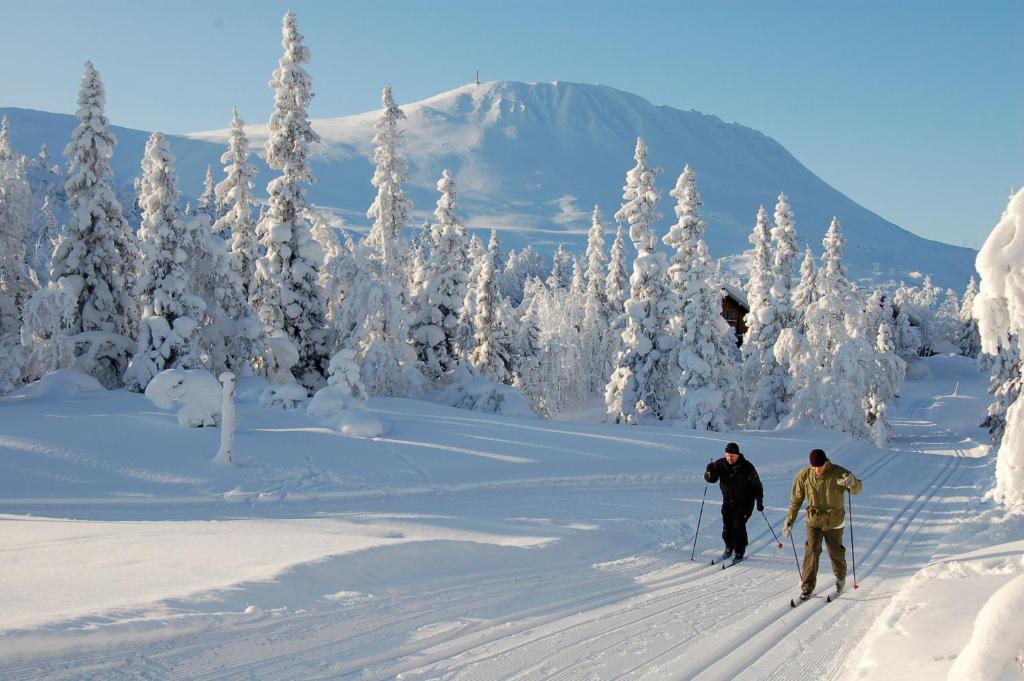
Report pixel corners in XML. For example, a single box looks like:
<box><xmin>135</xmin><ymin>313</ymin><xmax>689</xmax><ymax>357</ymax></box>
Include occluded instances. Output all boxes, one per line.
<box><xmin>0</xmin><ymin>373</ymin><xmax>987</xmax><ymax>680</ymax></box>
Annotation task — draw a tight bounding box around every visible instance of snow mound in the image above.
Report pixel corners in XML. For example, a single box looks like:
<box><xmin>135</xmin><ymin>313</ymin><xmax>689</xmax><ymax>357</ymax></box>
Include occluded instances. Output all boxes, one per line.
<box><xmin>144</xmin><ymin>369</ymin><xmax>222</xmax><ymax>428</ymax></box>
<box><xmin>6</xmin><ymin>369</ymin><xmax>105</xmax><ymax>401</ymax></box>
<box><xmin>260</xmin><ymin>384</ymin><xmax>308</xmax><ymax>410</ymax></box>
<box><xmin>947</xmin><ymin>573</ymin><xmax>1024</xmax><ymax>681</ymax></box>
<box><xmin>435</xmin><ymin>367</ymin><xmax>535</xmax><ymax>418</ymax></box>
<box><xmin>338</xmin><ymin>410</ymin><xmax>388</xmax><ymax>438</ymax></box>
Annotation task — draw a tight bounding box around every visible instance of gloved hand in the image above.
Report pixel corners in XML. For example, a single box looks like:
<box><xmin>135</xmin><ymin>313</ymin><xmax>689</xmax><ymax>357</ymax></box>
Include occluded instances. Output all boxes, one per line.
<box><xmin>783</xmin><ymin>523</ymin><xmax>792</xmax><ymax>538</ymax></box>
<box><xmin>837</xmin><ymin>473</ymin><xmax>854</xmax><ymax>488</ymax></box>
<box><xmin>756</xmin><ymin>499</ymin><xmax>765</xmax><ymax>512</ymax></box>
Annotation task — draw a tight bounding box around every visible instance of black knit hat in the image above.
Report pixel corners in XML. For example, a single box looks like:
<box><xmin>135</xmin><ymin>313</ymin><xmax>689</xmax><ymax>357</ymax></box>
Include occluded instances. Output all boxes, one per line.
<box><xmin>809</xmin><ymin>449</ymin><xmax>829</xmax><ymax>467</ymax></box>
<box><xmin>724</xmin><ymin>442</ymin><xmax>740</xmax><ymax>454</ymax></box>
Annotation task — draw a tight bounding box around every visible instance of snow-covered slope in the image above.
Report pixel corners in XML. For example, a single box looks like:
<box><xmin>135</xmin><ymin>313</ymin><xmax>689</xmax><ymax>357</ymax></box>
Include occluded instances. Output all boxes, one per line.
<box><xmin>0</xmin><ymin>354</ymin><xmax>1013</xmax><ymax>680</ymax></box>
<box><xmin>2</xmin><ymin>81</ymin><xmax>976</xmax><ymax>288</ymax></box>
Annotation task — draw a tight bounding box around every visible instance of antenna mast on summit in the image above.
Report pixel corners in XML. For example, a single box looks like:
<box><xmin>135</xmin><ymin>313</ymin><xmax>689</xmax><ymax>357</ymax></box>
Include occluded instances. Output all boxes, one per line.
<box><xmin>475</xmin><ymin>69</ymin><xmax>480</xmax><ymax>85</ymax></box>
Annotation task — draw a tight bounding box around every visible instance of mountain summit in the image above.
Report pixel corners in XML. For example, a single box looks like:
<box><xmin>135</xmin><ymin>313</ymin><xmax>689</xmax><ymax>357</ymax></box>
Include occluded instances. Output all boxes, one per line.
<box><xmin>1</xmin><ymin>81</ymin><xmax>974</xmax><ymax>288</ymax></box>
<box><xmin>190</xmin><ymin>80</ymin><xmax>972</xmax><ymax>287</ymax></box>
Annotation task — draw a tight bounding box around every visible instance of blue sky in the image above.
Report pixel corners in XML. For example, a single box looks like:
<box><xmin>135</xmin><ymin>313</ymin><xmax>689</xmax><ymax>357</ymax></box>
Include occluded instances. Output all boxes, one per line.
<box><xmin>1</xmin><ymin>1</ymin><xmax>1020</xmax><ymax>249</ymax></box>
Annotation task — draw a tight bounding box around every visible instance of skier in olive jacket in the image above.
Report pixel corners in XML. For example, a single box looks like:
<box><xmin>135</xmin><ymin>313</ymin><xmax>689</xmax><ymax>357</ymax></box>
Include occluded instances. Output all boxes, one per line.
<box><xmin>784</xmin><ymin>448</ymin><xmax>863</xmax><ymax>600</ymax></box>
<box><xmin>704</xmin><ymin>442</ymin><xmax>764</xmax><ymax>565</ymax></box>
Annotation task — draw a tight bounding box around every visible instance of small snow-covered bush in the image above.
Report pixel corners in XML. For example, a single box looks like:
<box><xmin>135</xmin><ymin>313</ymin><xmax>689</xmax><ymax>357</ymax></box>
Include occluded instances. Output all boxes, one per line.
<box><xmin>144</xmin><ymin>369</ymin><xmax>222</xmax><ymax>427</ymax></box>
<box><xmin>436</xmin><ymin>366</ymin><xmax>535</xmax><ymax>418</ymax></box>
<box><xmin>259</xmin><ymin>383</ymin><xmax>308</xmax><ymax>410</ymax></box>
<box><xmin>307</xmin><ymin>349</ymin><xmax>366</xmax><ymax>420</ymax></box>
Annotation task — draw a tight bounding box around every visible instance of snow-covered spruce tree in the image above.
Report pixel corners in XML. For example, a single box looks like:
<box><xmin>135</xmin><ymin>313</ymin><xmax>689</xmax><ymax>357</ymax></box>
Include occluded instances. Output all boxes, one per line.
<box><xmin>0</xmin><ymin>116</ymin><xmax>11</xmax><ymax>161</ymax></box>
<box><xmin>124</xmin><ymin>133</ymin><xmax>206</xmax><ymax>392</ymax></box>
<box><xmin>958</xmin><ymin>276</ymin><xmax>982</xmax><ymax>358</ymax></box>
<box><xmin>934</xmin><ymin>287</ymin><xmax>963</xmax><ymax>349</ymax></box>
<box><xmin>213</xmin><ymin>108</ymin><xmax>260</xmax><ymax>303</ymax></box>
<box><xmin>409</xmin><ymin>169</ymin><xmax>468</xmax><ymax>384</ymax></box>
<box><xmin>762</xmin><ymin>193</ymin><xmax>801</xmax><ymax>411</ymax></box>
<box><xmin>603</xmin><ymin>223</ymin><xmax>629</xmax><ymax>358</ymax></box>
<box><xmin>188</xmin><ymin>206</ymin><xmax>265</xmax><ymax>379</ymax></box>
<box><xmin>453</xmin><ymin>233</ymin><xmax>486</xmax><ymax>362</ymax></box>
<box><xmin>339</xmin><ymin>84</ymin><xmax>419</xmax><ymax>395</ymax></box>
<box><xmin>197</xmin><ymin>165</ymin><xmax>218</xmax><ymax>219</ymax></box>
<box><xmin>741</xmin><ymin>206</ymin><xmax>787</xmax><ymax>428</ymax></box>
<box><xmin>48</xmin><ymin>62</ymin><xmax>136</xmax><ymax>388</ymax></box>
<box><xmin>663</xmin><ymin>165</ymin><xmax>737</xmax><ymax>430</ymax></box>
<box><xmin>0</xmin><ymin>150</ymin><xmax>36</xmax><ymax>336</ymax></box>
<box><xmin>605</xmin><ymin>138</ymin><xmax>675</xmax><ymax>424</ymax></box>
<box><xmin>499</xmin><ymin>245</ymin><xmax>545</xmax><ymax>305</ymax></box>
<box><xmin>579</xmin><ymin>206</ymin><xmax>610</xmax><ymax>394</ymax></box>
<box><xmin>973</xmin><ymin>187</ymin><xmax>1024</xmax><ymax>507</ymax></box>
<box><xmin>365</xmin><ymin>85</ymin><xmax>412</xmax><ymax>282</ymax></box>
<box><xmin>512</xmin><ymin>277</ymin><xmax>546</xmax><ymax>414</ymax></box>
<box><xmin>783</xmin><ymin>218</ymin><xmax>878</xmax><ymax>438</ymax></box>
<box><xmin>31</xmin><ymin>194</ymin><xmax>60</xmax><ymax>286</ymax></box>
<box><xmin>545</xmin><ymin>244</ymin><xmax>572</xmax><ymax>290</ymax></box>
<box><xmin>335</xmin><ymin>242</ymin><xmax>420</xmax><ymax>397</ymax></box>
<box><xmin>469</xmin><ymin>230</ymin><xmax>512</xmax><ymax>383</ymax></box>
<box><xmin>251</xmin><ymin>12</ymin><xmax>329</xmax><ymax>390</ymax></box>
<box><xmin>981</xmin><ymin>335</ymin><xmax>1021</xmax><ymax>446</ymax></box>
<box><xmin>867</xmin><ymin>320</ymin><xmax>907</xmax><ymax>445</ymax></box>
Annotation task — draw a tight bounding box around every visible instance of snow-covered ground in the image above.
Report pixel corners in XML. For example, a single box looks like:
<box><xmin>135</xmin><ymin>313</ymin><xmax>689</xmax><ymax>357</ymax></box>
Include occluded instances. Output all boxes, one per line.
<box><xmin>0</xmin><ymin>353</ymin><xmax>1018</xmax><ymax>680</ymax></box>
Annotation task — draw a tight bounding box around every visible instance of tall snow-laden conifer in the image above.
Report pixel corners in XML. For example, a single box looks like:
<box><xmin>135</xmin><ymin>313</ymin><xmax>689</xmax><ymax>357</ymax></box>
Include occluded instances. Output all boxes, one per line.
<box><xmin>580</xmin><ymin>206</ymin><xmax>610</xmax><ymax>393</ymax></box>
<box><xmin>409</xmin><ymin>169</ymin><xmax>468</xmax><ymax>383</ymax></box>
<box><xmin>213</xmin><ymin>108</ymin><xmax>260</xmax><ymax>302</ymax></box>
<box><xmin>605</xmin><ymin>138</ymin><xmax>674</xmax><ymax>424</ymax></box>
<box><xmin>469</xmin><ymin>230</ymin><xmax>512</xmax><ymax>383</ymax></box>
<box><xmin>741</xmin><ymin>205</ymin><xmax>787</xmax><ymax>427</ymax></box>
<box><xmin>124</xmin><ymin>133</ymin><xmax>206</xmax><ymax>392</ymax></box>
<box><xmin>454</xmin><ymin>233</ymin><xmax>486</xmax><ymax>362</ymax></box>
<box><xmin>0</xmin><ymin>149</ymin><xmax>34</xmax><ymax>334</ymax></box>
<box><xmin>663</xmin><ymin>165</ymin><xmax>736</xmax><ymax>429</ymax></box>
<box><xmin>252</xmin><ymin>11</ymin><xmax>329</xmax><ymax>390</ymax></box>
<box><xmin>49</xmin><ymin>62</ymin><xmax>136</xmax><ymax>388</ymax></box>
<box><xmin>974</xmin><ymin>188</ymin><xmax>1024</xmax><ymax>507</ymax></box>
<box><xmin>365</xmin><ymin>85</ymin><xmax>412</xmax><ymax>281</ymax></box>
<box><xmin>342</xmin><ymin>84</ymin><xmax>417</xmax><ymax>395</ymax></box>
<box><xmin>958</xmin><ymin>276</ymin><xmax>982</xmax><ymax>357</ymax></box>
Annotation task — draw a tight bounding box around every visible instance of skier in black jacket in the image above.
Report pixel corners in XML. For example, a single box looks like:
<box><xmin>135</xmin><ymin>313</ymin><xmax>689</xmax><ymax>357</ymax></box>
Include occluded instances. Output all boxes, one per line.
<box><xmin>704</xmin><ymin>442</ymin><xmax>765</xmax><ymax>565</ymax></box>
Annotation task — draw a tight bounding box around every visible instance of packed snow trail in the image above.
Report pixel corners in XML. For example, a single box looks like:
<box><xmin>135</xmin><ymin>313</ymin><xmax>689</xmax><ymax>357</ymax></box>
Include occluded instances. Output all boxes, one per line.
<box><xmin>0</xmin><ymin>356</ymin><xmax>994</xmax><ymax>679</ymax></box>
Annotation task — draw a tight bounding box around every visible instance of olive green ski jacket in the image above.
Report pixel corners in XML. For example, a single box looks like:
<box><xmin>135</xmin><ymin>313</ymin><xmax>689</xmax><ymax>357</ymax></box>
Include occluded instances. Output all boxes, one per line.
<box><xmin>785</xmin><ymin>463</ymin><xmax>863</xmax><ymax>530</ymax></box>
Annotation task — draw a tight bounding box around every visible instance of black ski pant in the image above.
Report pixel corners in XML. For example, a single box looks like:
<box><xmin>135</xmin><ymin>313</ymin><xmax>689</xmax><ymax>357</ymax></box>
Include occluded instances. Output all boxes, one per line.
<box><xmin>720</xmin><ymin>500</ymin><xmax>753</xmax><ymax>557</ymax></box>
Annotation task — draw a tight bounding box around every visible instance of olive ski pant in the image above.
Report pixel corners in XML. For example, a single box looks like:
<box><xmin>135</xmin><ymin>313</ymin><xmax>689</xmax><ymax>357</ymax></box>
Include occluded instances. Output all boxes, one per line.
<box><xmin>800</xmin><ymin>524</ymin><xmax>847</xmax><ymax>594</ymax></box>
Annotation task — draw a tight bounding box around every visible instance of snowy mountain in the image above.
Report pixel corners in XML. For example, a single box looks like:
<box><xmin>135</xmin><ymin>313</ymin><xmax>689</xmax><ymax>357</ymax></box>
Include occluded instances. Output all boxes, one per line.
<box><xmin>3</xmin><ymin>81</ymin><xmax>976</xmax><ymax>288</ymax></box>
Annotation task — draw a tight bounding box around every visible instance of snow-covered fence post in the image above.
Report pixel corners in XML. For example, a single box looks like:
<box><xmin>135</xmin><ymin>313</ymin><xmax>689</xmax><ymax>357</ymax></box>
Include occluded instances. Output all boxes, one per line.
<box><xmin>213</xmin><ymin>371</ymin><xmax>235</xmax><ymax>464</ymax></box>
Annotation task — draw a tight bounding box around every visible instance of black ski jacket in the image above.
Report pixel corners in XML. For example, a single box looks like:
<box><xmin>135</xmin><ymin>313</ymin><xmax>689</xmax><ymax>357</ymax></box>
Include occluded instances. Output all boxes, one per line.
<box><xmin>704</xmin><ymin>454</ymin><xmax>764</xmax><ymax>508</ymax></box>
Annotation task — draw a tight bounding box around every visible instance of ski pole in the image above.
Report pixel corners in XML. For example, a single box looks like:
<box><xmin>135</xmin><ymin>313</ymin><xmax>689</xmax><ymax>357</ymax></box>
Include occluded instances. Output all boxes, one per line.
<box><xmin>761</xmin><ymin>510</ymin><xmax>783</xmax><ymax>549</ymax></box>
<box><xmin>788</xmin><ymin>530</ymin><xmax>801</xmax><ymax>577</ymax></box>
<box><xmin>847</xmin><ymin>490</ymin><xmax>859</xmax><ymax>589</ymax></box>
<box><xmin>689</xmin><ymin>462</ymin><xmax>713</xmax><ymax>561</ymax></box>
